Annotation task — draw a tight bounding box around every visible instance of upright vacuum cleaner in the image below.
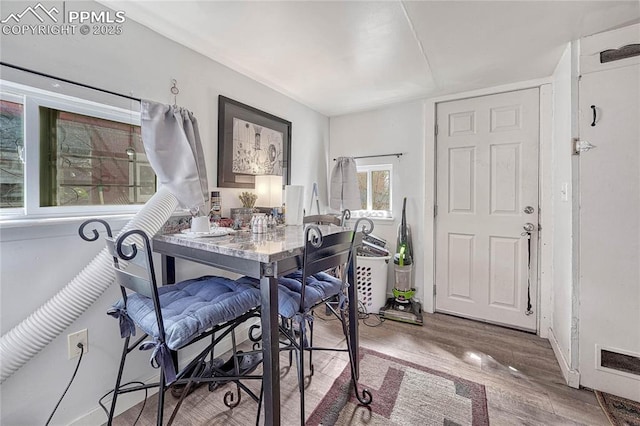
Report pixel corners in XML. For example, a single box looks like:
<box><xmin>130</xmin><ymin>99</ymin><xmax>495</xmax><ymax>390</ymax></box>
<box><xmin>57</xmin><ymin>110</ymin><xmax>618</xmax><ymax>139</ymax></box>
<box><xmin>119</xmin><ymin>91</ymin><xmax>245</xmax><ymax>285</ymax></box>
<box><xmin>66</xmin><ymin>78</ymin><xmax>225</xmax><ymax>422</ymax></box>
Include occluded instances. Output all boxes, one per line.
<box><xmin>380</xmin><ymin>197</ymin><xmax>424</xmax><ymax>325</ymax></box>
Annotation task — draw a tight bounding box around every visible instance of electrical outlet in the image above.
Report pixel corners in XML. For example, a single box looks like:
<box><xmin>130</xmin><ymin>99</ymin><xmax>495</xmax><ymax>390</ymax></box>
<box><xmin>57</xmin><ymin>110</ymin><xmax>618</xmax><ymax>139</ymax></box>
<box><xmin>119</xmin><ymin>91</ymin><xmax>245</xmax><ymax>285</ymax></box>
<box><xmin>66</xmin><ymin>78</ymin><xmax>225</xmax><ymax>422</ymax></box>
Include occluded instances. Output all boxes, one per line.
<box><xmin>67</xmin><ymin>329</ymin><xmax>88</xmax><ymax>359</ymax></box>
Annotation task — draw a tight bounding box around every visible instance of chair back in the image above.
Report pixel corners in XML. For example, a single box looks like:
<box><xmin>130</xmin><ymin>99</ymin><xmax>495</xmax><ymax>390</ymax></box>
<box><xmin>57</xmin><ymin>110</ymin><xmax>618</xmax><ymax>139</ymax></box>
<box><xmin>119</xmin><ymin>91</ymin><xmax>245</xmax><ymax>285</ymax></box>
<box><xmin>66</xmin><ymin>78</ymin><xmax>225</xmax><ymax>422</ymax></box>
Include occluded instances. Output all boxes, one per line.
<box><xmin>297</xmin><ymin>219</ymin><xmax>372</xmax><ymax>313</ymax></box>
<box><xmin>105</xmin><ymin>235</ymin><xmax>153</xmax><ymax>295</ymax></box>
<box><xmin>302</xmin><ymin>227</ymin><xmax>354</xmax><ymax>278</ymax></box>
<box><xmin>302</xmin><ymin>209</ymin><xmax>351</xmax><ymax>227</ymax></box>
<box><xmin>106</xmin><ymin>229</ymin><xmax>167</xmax><ymax>340</ymax></box>
<box><xmin>301</xmin><ymin>218</ymin><xmax>373</xmax><ymax>281</ymax></box>
<box><xmin>303</xmin><ymin>215</ymin><xmax>342</xmax><ymax>227</ymax></box>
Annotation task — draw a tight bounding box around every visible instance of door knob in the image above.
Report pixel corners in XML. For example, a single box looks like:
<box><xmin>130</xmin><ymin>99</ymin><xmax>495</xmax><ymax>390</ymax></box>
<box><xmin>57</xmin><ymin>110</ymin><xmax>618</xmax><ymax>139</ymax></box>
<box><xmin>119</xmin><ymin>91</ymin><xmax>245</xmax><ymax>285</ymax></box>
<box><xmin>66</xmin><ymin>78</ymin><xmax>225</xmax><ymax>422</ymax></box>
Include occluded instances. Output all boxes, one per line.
<box><xmin>523</xmin><ymin>223</ymin><xmax>535</xmax><ymax>232</ymax></box>
<box><xmin>524</xmin><ymin>206</ymin><xmax>535</xmax><ymax>214</ymax></box>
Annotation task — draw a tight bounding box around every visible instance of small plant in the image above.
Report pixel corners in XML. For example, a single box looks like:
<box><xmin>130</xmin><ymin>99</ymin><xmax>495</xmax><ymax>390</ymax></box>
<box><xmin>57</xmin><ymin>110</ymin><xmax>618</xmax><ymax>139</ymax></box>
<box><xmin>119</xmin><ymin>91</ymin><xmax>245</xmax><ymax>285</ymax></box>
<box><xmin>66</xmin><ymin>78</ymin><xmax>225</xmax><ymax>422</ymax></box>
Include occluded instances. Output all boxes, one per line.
<box><xmin>238</xmin><ymin>192</ymin><xmax>257</xmax><ymax>208</ymax></box>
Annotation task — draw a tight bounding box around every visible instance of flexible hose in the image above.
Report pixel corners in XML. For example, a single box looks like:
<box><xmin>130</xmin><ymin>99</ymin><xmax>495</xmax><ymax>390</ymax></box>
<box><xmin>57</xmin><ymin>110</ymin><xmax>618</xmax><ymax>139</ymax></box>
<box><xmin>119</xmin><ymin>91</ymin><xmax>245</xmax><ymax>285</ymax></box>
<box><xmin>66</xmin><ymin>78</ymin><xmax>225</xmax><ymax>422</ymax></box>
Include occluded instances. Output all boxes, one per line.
<box><xmin>0</xmin><ymin>188</ymin><xmax>179</xmax><ymax>383</ymax></box>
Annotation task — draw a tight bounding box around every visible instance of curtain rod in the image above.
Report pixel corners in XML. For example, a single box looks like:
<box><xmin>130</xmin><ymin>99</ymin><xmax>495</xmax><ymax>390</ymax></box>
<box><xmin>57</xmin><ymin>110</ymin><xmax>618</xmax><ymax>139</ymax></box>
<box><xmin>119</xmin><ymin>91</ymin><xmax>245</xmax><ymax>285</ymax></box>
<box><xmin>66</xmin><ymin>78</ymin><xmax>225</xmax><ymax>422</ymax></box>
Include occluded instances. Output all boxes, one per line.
<box><xmin>0</xmin><ymin>61</ymin><xmax>142</xmax><ymax>103</ymax></box>
<box><xmin>333</xmin><ymin>153</ymin><xmax>403</xmax><ymax>161</ymax></box>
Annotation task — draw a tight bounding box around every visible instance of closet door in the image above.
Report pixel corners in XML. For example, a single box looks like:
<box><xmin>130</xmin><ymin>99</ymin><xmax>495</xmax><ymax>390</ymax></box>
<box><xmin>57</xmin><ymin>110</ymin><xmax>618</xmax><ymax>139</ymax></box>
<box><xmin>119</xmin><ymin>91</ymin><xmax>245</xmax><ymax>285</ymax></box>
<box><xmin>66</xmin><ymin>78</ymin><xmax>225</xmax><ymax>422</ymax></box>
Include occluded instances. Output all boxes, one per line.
<box><xmin>578</xmin><ymin>61</ymin><xmax>640</xmax><ymax>402</ymax></box>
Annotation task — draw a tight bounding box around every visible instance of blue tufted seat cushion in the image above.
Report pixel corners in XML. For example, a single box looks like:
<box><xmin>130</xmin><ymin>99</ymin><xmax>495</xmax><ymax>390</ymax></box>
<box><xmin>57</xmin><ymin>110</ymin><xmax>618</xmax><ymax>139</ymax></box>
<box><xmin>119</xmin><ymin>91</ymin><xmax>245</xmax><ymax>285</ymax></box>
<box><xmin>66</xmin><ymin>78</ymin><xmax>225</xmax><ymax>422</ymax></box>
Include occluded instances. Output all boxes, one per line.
<box><xmin>236</xmin><ymin>270</ymin><xmax>343</xmax><ymax>319</ymax></box>
<box><xmin>109</xmin><ymin>275</ymin><xmax>261</xmax><ymax>350</ymax></box>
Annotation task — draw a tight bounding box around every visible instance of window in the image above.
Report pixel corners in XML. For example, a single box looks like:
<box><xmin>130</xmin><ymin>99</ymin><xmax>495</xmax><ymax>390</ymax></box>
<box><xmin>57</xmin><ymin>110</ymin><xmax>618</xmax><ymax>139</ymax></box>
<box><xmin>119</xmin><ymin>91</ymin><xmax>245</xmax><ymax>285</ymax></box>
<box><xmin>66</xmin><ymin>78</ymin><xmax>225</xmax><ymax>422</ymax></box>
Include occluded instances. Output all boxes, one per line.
<box><xmin>0</xmin><ymin>96</ymin><xmax>24</xmax><ymax>209</ymax></box>
<box><xmin>0</xmin><ymin>80</ymin><xmax>155</xmax><ymax>219</ymax></box>
<box><xmin>39</xmin><ymin>107</ymin><xmax>151</xmax><ymax>207</ymax></box>
<box><xmin>354</xmin><ymin>164</ymin><xmax>392</xmax><ymax>218</ymax></box>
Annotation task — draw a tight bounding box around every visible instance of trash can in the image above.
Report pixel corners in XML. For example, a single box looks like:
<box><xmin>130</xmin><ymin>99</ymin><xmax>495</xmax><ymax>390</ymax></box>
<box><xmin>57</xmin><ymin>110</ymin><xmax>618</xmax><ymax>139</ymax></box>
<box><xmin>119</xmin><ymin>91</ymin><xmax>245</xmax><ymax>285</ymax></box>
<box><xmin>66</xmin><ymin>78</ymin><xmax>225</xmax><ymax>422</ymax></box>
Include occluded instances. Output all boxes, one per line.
<box><xmin>355</xmin><ymin>255</ymin><xmax>391</xmax><ymax>314</ymax></box>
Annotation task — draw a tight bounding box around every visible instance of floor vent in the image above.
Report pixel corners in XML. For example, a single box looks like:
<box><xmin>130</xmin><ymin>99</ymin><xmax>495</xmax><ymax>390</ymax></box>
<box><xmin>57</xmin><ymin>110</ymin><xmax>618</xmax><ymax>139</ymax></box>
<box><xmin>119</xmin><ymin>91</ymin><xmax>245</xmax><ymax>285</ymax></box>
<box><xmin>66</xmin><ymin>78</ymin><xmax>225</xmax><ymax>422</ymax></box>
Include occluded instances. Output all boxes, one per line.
<box><xmin>601</xmin><ymin>349</ymin><xmax>640</xmax><ymax>376</ymax></box>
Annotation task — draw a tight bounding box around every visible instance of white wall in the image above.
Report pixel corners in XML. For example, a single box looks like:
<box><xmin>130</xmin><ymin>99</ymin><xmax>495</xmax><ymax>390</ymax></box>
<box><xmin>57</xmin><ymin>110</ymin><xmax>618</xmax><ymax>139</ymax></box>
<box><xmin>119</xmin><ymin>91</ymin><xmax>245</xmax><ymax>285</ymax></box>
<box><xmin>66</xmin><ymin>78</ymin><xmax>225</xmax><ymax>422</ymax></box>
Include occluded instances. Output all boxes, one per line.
<box><xmin>329</xmin><ymin>78</ymin><xmax>565</xmax><ymax>322</ymax></box>
<box><xmin>0</xmin><ymin>1</ymin><xmax>329</xmax><ymax>424</ymax></box>
<box><xmin>329</xmin><ymin>101</ymin><xmax>426</xmax><ymax>305</ymax></box>
<box><xmin>548</xmin><ymin>43</ymin><xmax>579</xmax><ymax>385</ymax></box>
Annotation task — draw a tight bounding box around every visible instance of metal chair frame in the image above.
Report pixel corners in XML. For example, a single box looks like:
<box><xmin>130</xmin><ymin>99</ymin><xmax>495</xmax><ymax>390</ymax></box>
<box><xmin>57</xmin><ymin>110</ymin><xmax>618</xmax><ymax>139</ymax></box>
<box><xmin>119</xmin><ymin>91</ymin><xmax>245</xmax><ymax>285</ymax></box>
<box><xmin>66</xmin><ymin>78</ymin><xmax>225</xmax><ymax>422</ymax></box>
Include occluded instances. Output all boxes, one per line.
<box><xmin>302</xmin><ymin>209</ymin><xmax>351</xmax><ymax>227</ymax></box>
<box><xmin>79</xmin><ymin>219</ymin><xmax>262</xmax><ymax>426</ymax></box>
<box><xmin>266</xmin><ymin>218</ymin><xmax>374</xmax><ymax>424</ymax></box>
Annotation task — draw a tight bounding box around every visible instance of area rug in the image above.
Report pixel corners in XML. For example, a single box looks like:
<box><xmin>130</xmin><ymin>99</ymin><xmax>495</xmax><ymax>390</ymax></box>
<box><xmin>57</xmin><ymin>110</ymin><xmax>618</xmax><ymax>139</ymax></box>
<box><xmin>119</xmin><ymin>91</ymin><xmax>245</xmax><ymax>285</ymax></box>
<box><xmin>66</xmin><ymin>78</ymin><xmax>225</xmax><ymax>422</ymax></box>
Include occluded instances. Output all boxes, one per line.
<box><xmin>596</xmin><ymin>390</ymin><xmax>640</xmax><ymax>426</ymax></box>
<box><xmin>307</xmin><ymin>348</ymin><xmax>489</xmax><ymax>425</ymax></box>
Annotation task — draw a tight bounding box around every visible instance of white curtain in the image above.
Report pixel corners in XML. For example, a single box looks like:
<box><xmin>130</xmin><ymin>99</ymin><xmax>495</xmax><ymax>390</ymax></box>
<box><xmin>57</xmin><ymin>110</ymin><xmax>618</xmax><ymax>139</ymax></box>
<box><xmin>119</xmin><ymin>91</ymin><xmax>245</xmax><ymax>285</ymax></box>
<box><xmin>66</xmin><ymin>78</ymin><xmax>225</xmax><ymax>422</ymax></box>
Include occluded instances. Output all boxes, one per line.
<box><xmin>141</xmin><ymin>100</ymin><xmax>209</xmax><ymax>213</ymax></box>
<box><xmin>330</xmin><ymin>156</ymin><xmax>360</xmax><ymax>210</ymax></box>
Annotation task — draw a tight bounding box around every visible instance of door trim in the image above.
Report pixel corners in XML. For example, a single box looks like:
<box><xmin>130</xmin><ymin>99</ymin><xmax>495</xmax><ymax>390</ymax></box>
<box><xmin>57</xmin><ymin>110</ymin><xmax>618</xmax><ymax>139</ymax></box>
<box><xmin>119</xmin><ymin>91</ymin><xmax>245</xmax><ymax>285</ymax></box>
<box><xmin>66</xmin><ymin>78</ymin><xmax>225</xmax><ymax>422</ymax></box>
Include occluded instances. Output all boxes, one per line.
<box><xmin>423</xmin><ymin>78</ymin><xmax>552</xmax><ymax>336</ymax></box>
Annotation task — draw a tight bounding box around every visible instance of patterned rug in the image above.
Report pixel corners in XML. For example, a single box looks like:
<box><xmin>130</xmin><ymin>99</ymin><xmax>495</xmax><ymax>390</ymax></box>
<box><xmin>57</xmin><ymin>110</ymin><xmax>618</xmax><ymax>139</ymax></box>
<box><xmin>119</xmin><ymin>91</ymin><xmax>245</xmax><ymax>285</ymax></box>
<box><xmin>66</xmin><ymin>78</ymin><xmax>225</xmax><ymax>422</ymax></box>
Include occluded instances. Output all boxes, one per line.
<box><xmin>596</xmin><ymin>391</ymin><xmax>640</xmax><ymax>426</ymax></box>
<box><xmin>308</xmin><ymin>348</ymin><xmax>489</xmax><ymax>425</ymax></box>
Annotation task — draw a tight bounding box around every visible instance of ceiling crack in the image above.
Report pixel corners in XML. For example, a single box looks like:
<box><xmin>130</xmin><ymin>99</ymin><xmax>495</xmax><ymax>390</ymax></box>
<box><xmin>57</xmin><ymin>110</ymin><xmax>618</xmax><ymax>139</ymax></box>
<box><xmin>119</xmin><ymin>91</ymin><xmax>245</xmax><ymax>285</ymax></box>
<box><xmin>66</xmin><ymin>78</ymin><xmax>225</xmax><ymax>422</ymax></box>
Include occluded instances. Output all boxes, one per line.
<box><xmin>399</xmin><ymin>0</ymin><xmax>439</xmax><ymax>89</ymax></box>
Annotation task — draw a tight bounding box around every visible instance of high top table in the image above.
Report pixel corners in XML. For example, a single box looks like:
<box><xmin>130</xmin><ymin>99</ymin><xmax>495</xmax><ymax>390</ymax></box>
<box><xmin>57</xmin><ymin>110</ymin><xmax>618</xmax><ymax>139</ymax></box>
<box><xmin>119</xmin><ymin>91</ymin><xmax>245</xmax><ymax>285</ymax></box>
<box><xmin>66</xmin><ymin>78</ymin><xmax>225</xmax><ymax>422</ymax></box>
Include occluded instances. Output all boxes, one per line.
<box><xmin>153</xmin><ymin>225</ymin><xmax>360</xmax><ymax>426</ymax></box>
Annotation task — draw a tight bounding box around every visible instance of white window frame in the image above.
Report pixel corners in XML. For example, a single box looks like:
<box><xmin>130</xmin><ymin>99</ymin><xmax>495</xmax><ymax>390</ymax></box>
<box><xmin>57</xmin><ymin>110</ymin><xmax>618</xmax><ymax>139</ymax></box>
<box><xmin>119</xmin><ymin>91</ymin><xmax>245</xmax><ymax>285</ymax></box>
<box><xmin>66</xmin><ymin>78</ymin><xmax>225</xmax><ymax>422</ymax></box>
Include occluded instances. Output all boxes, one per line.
<box><xmin>0</xmin><ymin>79</ymin><xmax>146</xmax><ymax>220</ymax></box>
<box><xmin>353</xmin><ymin>163</ymin><xmax>393</xmax><ymax>219</ymax></box>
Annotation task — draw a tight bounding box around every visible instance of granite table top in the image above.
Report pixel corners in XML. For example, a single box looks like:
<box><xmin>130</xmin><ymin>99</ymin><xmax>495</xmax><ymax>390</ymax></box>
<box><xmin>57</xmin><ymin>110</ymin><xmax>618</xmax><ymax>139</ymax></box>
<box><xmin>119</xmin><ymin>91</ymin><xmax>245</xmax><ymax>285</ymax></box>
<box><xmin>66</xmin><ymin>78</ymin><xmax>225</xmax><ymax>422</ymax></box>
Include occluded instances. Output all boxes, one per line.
<box><xmin>154</xmin><ymin>224</ymin><xmax>344</xmax><ymax>264</ymax></box>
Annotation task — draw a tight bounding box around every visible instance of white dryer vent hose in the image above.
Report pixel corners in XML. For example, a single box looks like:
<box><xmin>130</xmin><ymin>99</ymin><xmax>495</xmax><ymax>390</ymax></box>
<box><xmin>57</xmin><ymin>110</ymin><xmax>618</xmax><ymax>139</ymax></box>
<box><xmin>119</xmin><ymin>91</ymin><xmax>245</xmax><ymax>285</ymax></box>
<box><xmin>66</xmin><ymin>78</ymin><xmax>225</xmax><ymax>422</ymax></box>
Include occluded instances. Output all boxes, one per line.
<box><xmin>0</xmin><ymin>188</ymin><xmax>179</xmax><ymax>383</ymax></box>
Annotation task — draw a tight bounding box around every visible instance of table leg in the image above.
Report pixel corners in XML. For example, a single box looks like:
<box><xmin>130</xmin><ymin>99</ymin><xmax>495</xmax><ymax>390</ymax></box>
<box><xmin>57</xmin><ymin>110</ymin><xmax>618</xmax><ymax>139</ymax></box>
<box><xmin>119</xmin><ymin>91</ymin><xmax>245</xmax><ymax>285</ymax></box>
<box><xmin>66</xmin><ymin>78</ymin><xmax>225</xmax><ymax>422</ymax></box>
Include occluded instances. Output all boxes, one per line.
<box><xmin>347</xmin><ymin>263</ymin><xmax>360</xmax><ymax>378</ymax></box>
<box><xmin>160</xmin><ymin>254</ymin><xmax>178</xmax><ymax>371</ymax></box>
<box><xmin>161</xmin><ymin>254</ymin><xmax>176</xmax><ymax>285</ymax></box>
<box><xmin>160</xmin><ymin>255</ymin><xmax>178</xmax><ymax>369</ymax></box>
<box><xmin>260</xmin><ymin>276</ymin><xmax>280</xmax><ymax>426</ymax></box>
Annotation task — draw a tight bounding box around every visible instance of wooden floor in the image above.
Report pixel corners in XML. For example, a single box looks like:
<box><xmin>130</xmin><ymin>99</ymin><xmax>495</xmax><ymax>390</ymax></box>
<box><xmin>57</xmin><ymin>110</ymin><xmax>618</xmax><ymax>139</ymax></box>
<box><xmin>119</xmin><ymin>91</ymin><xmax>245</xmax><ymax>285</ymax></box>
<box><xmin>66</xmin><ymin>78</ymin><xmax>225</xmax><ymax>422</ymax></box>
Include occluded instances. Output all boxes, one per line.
<box><xmin>115</xmin><ymin>312</ymin><xmax>609</xmax><ymax>425</ymax></box>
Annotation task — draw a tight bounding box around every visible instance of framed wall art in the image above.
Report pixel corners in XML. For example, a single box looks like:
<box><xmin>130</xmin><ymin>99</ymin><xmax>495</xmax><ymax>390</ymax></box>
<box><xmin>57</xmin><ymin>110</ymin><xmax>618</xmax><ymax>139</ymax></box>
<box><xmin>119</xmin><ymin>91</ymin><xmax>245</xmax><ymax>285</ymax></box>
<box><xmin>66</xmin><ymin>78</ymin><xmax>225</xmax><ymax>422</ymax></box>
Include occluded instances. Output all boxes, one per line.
<box><xmin>217</xmin><ymin>96</ymin><xmax>291</xmax><ymax>188</ymax></box>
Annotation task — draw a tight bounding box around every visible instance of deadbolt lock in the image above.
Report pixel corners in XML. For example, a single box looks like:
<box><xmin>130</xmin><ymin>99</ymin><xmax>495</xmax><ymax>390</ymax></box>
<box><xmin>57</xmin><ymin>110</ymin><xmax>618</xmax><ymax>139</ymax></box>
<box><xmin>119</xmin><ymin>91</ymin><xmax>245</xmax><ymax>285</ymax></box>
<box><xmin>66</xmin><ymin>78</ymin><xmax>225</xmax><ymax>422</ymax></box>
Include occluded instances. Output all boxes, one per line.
<box><xmin>524</xmin><ymin>206</ymin><xmax>535</xmax><ymax>214</ymax></box>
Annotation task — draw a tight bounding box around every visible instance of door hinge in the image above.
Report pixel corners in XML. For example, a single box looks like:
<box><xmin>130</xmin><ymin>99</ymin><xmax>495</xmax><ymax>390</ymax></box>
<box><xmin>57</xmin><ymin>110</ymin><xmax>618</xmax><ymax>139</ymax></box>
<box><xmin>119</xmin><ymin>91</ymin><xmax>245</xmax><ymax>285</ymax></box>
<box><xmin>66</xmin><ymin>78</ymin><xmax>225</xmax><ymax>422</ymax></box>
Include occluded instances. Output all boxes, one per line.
<box><xmin>435</xmin><ymin>124</ymin><xmax>438</xmax><ymax>136</ymax></box>
<box><xmin>434</xmin><ymin>205</ymin><xmax>438</xmax><ymax>217</ymax></box>
<box><xmin>433</xmin><ymin>285</ymin><xmax>437</xmax><ymax>296</ymax></box>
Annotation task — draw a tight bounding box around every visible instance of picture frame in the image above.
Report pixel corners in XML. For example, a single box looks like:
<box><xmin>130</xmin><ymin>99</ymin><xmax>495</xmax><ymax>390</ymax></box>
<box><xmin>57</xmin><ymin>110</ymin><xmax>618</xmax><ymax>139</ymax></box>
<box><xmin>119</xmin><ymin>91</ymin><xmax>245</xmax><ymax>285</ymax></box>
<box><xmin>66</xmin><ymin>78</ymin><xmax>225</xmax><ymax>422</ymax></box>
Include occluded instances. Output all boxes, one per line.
<box><xmin>217</xmin><ymin>95</ymin><xmax>292</xmax><ymax>188</ymax></box>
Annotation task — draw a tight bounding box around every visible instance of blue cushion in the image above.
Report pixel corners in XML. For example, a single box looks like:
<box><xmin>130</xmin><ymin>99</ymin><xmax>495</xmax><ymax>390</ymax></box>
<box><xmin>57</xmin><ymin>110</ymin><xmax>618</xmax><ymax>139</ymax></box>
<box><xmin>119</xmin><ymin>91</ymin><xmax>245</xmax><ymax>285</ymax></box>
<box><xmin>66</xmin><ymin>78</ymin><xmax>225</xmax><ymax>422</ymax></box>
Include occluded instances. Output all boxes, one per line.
<box><xmin>236</xmin><ymin>271</ymin><xmax>343</xmax><ymax>319</ymax></box>
<box><xmin>111</xmin><ymin>275</ymin><xmax>261</xmax><ymax>350</ymax></box>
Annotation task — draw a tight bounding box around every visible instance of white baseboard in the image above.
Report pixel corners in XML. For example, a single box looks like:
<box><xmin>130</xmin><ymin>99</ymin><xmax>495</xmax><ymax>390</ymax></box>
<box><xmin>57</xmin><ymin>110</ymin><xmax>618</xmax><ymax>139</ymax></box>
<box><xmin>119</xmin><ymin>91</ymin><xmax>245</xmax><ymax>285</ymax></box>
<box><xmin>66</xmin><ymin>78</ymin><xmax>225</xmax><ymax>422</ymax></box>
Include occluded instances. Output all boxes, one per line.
<box><xmin>69</xmin><ymin>318</ymin><xmax>259</xmax><ymax>425</ymax></box>
<box><xmin>69</xmin><ymin>378</ymin><xmax>159</xmax><ymax>426</ymax></box>
<box><xmin>548</xmin><ymin>327</ymin><xmax>580</xmax><ymax>388</ymax></box>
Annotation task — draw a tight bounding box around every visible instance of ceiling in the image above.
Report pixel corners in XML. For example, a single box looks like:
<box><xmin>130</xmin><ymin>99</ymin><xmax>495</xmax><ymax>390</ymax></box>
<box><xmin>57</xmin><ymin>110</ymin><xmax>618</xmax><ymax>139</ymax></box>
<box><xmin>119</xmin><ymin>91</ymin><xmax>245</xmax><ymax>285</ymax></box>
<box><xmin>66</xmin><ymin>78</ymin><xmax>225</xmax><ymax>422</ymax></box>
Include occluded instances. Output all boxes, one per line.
<box><xmin>100</xmin><ymin>1</ymin><xmax>639</xmax><ymax>116</ymax></box>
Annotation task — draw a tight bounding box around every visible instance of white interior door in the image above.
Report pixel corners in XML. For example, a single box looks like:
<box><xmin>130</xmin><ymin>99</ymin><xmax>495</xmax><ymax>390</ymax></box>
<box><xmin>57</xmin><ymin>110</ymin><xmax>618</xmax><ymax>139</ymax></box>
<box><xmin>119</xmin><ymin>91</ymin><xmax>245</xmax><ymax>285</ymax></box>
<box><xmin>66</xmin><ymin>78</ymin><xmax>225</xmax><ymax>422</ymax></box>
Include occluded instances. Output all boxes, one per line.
<box><xmin>435</xmin><ymin>88</ymin><xmax>539</xmax><ymax>331</ymax></box>
<box><xmin>578</xmin><ymin>63</ymin><xmax>640</xmax><ymax>402</ymax></box>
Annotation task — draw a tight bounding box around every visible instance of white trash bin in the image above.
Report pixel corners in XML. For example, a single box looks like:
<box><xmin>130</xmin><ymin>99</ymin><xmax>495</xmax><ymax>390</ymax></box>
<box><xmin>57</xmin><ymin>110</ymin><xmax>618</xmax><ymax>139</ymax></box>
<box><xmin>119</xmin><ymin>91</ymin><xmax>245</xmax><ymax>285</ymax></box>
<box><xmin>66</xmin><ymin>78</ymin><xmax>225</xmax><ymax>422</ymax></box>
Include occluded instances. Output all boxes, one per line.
<box><xmin>355</xmin><ymin>255</ymin><xmax>391</xmax><ymax>314</ymax></box>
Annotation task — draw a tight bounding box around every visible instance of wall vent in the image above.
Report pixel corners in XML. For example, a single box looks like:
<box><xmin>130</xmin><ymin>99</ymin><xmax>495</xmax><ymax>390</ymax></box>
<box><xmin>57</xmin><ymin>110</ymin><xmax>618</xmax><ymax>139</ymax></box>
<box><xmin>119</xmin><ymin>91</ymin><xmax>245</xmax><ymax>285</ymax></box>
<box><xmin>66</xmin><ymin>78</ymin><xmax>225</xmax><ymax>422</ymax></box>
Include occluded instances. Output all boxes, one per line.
<box><xmin>600</xmin><ymin>44</ymin><xmax>640</xmax><ymax>63</ymax></box>
<box><xmin>600</xmin><ymin>349</ymin><xmax>640</xmax><ymax>377</ymax></box>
